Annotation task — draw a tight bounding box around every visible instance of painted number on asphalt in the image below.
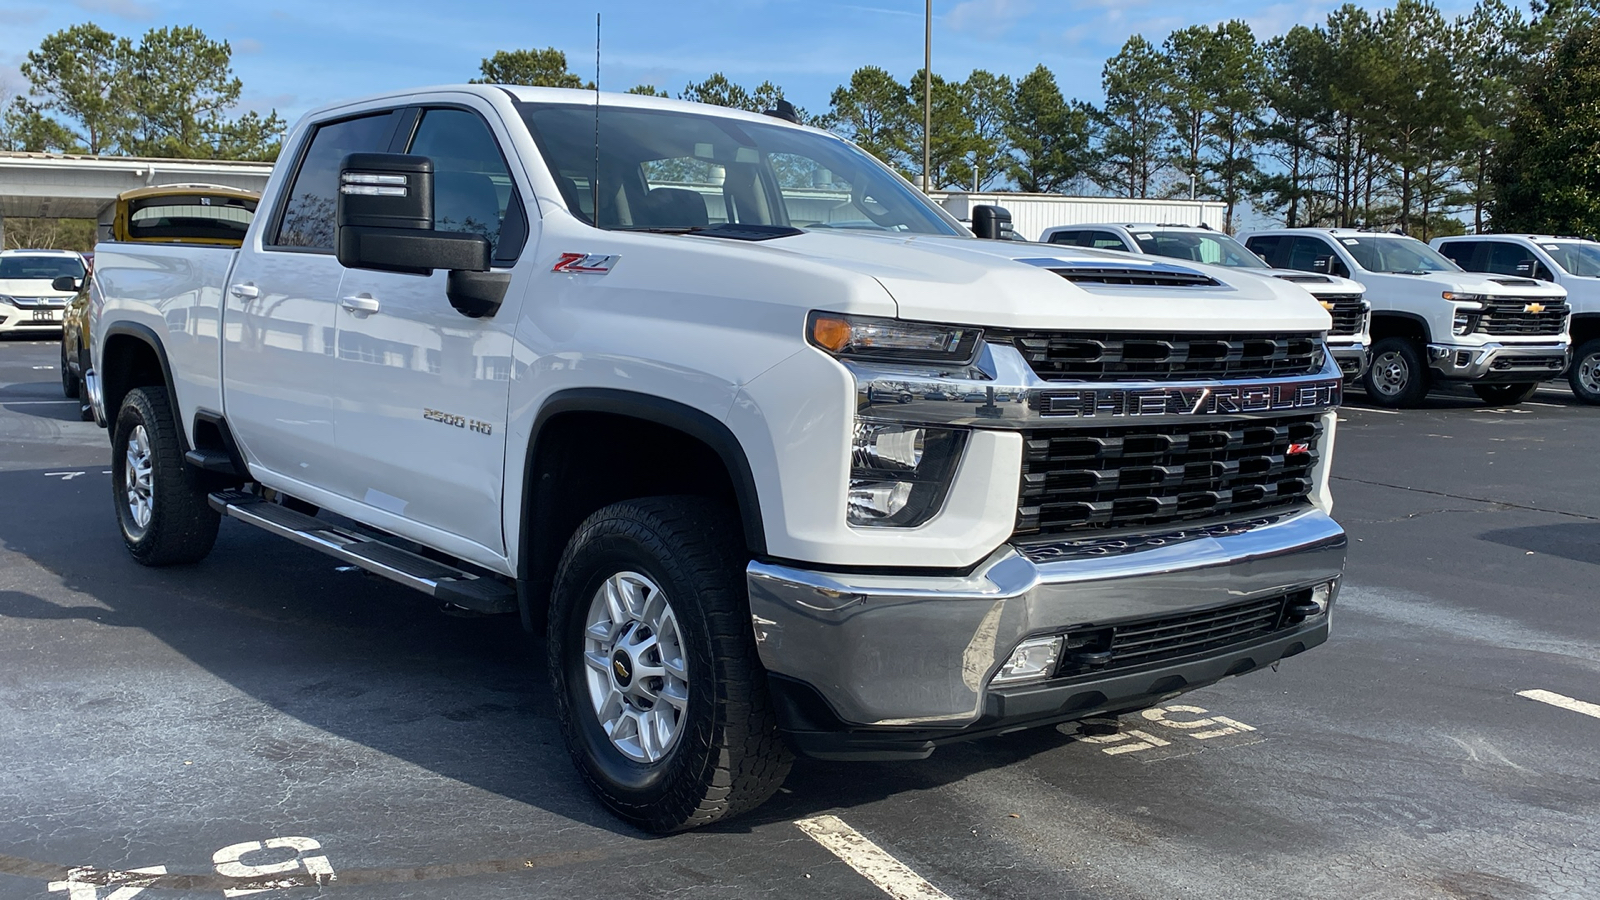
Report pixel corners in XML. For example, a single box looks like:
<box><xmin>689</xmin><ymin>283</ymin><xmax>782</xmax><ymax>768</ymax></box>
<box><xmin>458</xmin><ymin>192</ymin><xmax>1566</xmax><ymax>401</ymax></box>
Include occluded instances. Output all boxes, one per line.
<box><xmin>43</xmin><ymin>837</ymin><xmax>333</xmax><ymax>899</ymax></box>
<box><xmin>1075</xmin><ymin>704</ymin><xmax>1259</xmax><ymax>756</ymax></box>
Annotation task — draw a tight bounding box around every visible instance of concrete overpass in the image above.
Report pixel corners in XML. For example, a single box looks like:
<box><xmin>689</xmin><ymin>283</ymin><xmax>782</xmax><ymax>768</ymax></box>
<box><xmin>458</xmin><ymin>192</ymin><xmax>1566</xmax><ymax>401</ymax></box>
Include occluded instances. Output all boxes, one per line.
<box><xmin>0</xmin><ymin>150</ymin><xmax>273</xmax><ymax>245</ymax></box>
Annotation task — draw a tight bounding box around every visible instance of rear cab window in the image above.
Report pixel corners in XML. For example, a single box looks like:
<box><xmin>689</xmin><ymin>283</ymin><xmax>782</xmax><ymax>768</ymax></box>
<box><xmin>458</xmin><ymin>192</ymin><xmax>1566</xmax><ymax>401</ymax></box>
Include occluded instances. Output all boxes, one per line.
<box><xmin>271</xmin><ymin>111</ymin><xmax>401</xmax><ymax>250</ymax></box>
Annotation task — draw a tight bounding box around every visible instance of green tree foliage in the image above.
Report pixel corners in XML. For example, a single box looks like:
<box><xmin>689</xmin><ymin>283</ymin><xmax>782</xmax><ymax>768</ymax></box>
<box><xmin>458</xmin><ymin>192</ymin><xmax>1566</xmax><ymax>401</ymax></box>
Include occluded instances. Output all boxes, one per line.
<box><xmin>1491</xmin><ymin>15</ymin><xmax>1600</xmax><ymax>234</ymax></box>
<box><xmin>473</xmin><ymin>47</ymin><xmax>586</xmax><ymax>88</ymax></box>
<box><xmin>626</xmin><ymin>85</ymin><xmax>669</xmax><ymax>97</ymax></box>
<box><xmin>1096</xmin><ymin>36</ymin><xmax>1171</xmax><ymax>198</ymax></box>
<box><xmin>18</xmin><ymin>23</ymin><xmax>131</xmax><ymax>154</ymax></box>
<box><xmin>948</xmin><ymin>70</ymin><xmax>1012</xmax><ymax>191</ymax></box>
<box><xmin>827</xmin><ymin>66</ymin><xmax>914</xmax><ymax>174</ymax></box>
<box><xmin>1006</xmin><ymin>65</ymin><xmax>1095</xmax><ymax>193</ymax></box>
<box><xmin>11</xmin><ymin>22</ymin><xmax>283</xmax><ymax>160</ymax></box>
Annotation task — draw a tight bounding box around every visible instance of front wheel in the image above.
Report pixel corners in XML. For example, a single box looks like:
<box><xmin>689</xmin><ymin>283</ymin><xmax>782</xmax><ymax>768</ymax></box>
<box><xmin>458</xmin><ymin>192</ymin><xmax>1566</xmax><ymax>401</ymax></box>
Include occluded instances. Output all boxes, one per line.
<box><xmin>111</xmin><ymin>386</ymin><xmax>221</xmax><ymax>565</ymax></box>
<box><xmin>1569</xmin><ymin>339</ymin><xmax>1600</xmax><ymax>404</ymax></box>
<box><xmin>1362</xmin><ymin>337</ymin><xmax>1430</xmax><ymax>408</ymax></box>
<box><xmin>548</xmin><ymin>497</ymin><xmax>791</xmax><ymax>833</ymax></box>
<box><xmin>1473</xmin><ymin>382</ymin><xmax>1540</xmax><ymax>406</ymax></box>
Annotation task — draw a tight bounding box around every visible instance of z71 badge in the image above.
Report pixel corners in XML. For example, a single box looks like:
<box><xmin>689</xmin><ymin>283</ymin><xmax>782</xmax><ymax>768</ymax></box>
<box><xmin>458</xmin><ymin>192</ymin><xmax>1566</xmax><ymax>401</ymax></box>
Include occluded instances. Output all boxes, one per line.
<box><xmin>424</xmin><ymin>408</ymin><xmax>492</xmax><ymax>435</ymax></box>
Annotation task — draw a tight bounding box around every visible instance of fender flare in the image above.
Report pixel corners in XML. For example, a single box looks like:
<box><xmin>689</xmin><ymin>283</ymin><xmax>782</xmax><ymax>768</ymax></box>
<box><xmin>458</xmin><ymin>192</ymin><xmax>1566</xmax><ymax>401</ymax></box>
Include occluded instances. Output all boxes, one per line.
<box><xmin>1369</xmin><ymin>310</ymin><xmax>1433</xmax><ymax>343</ymax></box>
<box><xmin>101</xmin><ymin>321</ymin><xmax>187</xmax><ymax>451</ymax></box>
<box><xmin>518</xmin><ymin>388</ymin><xmax>768</xmax><ymax>585</ymax></box>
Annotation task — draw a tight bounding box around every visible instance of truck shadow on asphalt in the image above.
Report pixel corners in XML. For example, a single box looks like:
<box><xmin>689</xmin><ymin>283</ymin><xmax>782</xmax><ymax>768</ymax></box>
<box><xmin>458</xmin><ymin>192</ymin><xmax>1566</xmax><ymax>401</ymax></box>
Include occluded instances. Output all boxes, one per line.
<box><xmin>0</xmin><ymin>466</ymin><xmax>1085</xmax><ymax>839</ymax></box>
<box><xmin>1479</xmin><ymin>522</ymin><xmax>1600</xmax><ymax>565</ymax></box>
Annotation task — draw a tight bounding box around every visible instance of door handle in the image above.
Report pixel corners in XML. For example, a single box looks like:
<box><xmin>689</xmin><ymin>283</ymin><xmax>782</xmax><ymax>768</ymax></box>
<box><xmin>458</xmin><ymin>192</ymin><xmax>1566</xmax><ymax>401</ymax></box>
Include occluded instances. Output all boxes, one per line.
<box><xmin>340</xmin><ymin>294</ymin><xmax>381</xmax><ymax>316</ymax></box>
<box><xmin>229</xmin><ymin>283</ymin><xmax>259</xmax><ymax>300</ymax></box>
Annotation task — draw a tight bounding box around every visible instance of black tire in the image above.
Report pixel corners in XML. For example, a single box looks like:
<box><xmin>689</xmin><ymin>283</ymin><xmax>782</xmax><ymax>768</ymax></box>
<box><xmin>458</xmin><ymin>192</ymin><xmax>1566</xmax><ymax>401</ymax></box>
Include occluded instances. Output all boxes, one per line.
<box><xmin>1362</xmin><ymin>336</ymin><xmax>1431</xmax><ymax>408</ymax></box>
<box><xmin>110</xmin><ymin>386</ymin><xmax>221</xmax><ymax>566</ymax></box>
<box><xmin>60</xmin><ymin>344</ymin><xmax>79</xmax><ymax>399</ymax></box>
<box><xmin>1473</xmin><ymin>382</ymin><xmax>1540</xmax><ymax>406</ymax></box>
<box><xmin>1569</xmin><ymin>338</ymin><xmax>1600</xmax><ymax>405</ymax></box>
<box><xmin>548</xmin><ymin>496</ymin><xmax>791</xmax><ymax>833</ymax></box>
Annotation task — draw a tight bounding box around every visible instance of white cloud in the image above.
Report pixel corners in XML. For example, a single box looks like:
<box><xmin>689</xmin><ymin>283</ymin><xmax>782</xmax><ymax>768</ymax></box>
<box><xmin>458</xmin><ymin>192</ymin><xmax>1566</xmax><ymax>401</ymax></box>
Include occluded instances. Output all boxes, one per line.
<box><xmin>946</xmin><ymin>0</ymin><xmax>1034</xmax><ymax>41</ymax></box>
<box><xmin>234</xmin><ymin>37</ymin><xmax>263</xmax><ymax>54</ymax></box>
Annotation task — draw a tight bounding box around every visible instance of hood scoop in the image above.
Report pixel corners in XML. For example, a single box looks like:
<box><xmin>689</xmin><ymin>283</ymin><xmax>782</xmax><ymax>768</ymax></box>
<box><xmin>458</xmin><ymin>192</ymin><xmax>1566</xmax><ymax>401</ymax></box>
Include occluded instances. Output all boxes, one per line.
<box><xmin>1273</xmin><ymin>273</ymin><xmax>1332</xmax><ymax>284</ymax></box>
<box><xmin>1490</xmin><ymin>277</ymin><xmax>1541</xmax><ymax>287</ymax></box>
<box><xmin>1042</xmin><ymin>260</ymin><xmax>1220</xmax><ymax>288</ymax></box>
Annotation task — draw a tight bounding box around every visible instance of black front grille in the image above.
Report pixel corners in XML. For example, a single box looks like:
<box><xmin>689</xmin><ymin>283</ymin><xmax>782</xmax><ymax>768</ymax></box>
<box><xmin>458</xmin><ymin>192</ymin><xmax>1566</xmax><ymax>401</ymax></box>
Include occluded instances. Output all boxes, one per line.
<box><xmin>1320</xmin><ymin>295</ymin><xmax>1365</xmax><ymax>335</ymax></box>
<box><xmin>1482</xmin><ymin>298</ymin><xmax>1568</xmax><ymax>335</ymax></box>
<box><xmin>1016</xmin><ymin>415</ymin><xmax>1322</xmax><ymax>535</ymax></box>
<box><xmin>1054</xmin><ymin>589</ymin><xmax>1314</xmax><ymax>676</ymax></box>
<box><xmin>991</xmin><ymin>331</ymin><xmax>1323</xmax><ymax>382</ymax></box>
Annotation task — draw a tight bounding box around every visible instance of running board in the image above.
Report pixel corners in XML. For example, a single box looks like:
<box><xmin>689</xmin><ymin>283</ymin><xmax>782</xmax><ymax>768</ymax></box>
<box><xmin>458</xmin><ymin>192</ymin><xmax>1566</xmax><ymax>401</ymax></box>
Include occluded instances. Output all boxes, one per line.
<box><xmin>208</xmin><ymin>490</ymin><xmax>517</xmax><ymax>614</ymax></box>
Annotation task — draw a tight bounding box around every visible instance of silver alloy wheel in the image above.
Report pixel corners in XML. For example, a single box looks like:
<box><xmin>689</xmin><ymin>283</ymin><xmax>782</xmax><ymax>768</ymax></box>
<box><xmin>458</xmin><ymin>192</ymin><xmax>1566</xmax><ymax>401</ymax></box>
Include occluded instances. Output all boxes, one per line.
<box><xmin>582</xmin><ymin>571</ymin><xmax>690</xmax><ymax>764</ymax></box>
<box><xmin>1371</xmin><ymin>350</ymin><xmax>1410</xmax><ymax>396</ymax></box>
<box><xmin>124</xmin><ymin>424</ymin><xmax>154</xmax><ymax>534</ymax></box>
<box><xmin>1579</xmin><ymin>352</ymin><xmax>1600</xmax><ymax>395</ymax></box>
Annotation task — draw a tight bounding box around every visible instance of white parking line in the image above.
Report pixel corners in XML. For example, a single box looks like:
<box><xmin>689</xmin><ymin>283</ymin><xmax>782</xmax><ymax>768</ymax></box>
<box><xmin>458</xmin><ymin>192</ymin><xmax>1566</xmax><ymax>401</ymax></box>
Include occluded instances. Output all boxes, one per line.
<box><xmin>5</xmin><ymin>400</ymin><xmax>77</xmax><ymax>405</ymax></box>
<box><xmin>1523</xmin><ymin>401</ymin><xmax>1565</xmax><ymax>408</ymax></box>
<box><xmin>796</xmin><ymin>815</ymin><xmax>951</xmax><ymax>900</ymax></box>
<box><xmin>1342</xmin><ymin>406</ymin><xmax>1399</xmax><ymax>415</ymax></box>
<box><xmin>1517</xmin><ymin>689</ymin><xmax>1600</xmax><ymax>720</ymax></box>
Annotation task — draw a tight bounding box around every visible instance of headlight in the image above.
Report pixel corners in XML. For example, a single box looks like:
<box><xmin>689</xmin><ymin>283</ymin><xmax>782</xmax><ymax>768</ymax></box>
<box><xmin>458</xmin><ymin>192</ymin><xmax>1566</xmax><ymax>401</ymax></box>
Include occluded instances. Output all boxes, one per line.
<box><xmin>1442</xmin><ymin>292</ymin><xmax>1486</xmax><ymax>304</ymax></box>
<box><xmin>808</xmin><ymin>311</ymin><xmax>981</xmax><ymax>365</ymax></box>
<box><xmin>847</xmin><ymin>421</ymin><xmax>966</xmax><ymax>527</ymax></box>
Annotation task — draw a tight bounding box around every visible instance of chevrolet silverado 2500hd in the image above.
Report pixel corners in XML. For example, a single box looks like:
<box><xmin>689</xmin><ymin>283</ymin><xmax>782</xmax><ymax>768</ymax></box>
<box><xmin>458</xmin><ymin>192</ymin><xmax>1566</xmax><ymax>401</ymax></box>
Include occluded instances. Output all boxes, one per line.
<box><xmin>1041</xmin><ymin>223</ymin><xmax>1371</xmax><ymax>380</ymax></box>
<box><xmin>1432</xmin><ymin>234</ymin><xmax>1600</xmax><ymax>404</ymax></box>
<box><xmin>85</xmin><ymin>86</ymin><xmax>1347</xmax><ymax>832</ymax></box>
<box><xmin>1246</xmin><ymin>228</ymin><xmax>1570</xmax><ymax>407</ymax></box>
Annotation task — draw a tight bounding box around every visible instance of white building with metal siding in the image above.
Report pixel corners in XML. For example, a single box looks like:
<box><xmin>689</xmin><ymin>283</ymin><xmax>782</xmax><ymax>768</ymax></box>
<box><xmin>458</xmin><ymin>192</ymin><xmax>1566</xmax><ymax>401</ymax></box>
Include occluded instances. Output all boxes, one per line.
<box><xmin>935</xmin><ymin>192</ymin><xmax>1227</xmax><ymax>242</ymax></box>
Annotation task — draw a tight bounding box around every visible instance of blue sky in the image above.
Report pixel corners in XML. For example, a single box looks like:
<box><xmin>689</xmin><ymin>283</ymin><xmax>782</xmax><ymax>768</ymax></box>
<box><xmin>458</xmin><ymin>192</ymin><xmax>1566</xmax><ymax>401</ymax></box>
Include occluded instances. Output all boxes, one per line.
<box><xmin>0</xmin><ymin>0</ymin><xmax>1492</xmax><ymax>128</ymax></box>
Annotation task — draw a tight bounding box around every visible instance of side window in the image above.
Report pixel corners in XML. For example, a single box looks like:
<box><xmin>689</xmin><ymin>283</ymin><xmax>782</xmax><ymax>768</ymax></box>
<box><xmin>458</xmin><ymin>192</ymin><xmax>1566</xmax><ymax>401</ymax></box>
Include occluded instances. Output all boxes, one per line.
<box><xmin>406</xmin><ymin>108</ymin><xmax>521</xmax><ymax>260</ymax></box>
<box><xmin>1047</xmin><ymin>230</ymin><xmax>1085</xmax><ymax>245</ymax></box>
<box><xmin>1438</xmin><ymin>241</ymin><xmax>1480</xmax><ymax>269</ymax></box>
<box><xmin>1486</xmin><ymin>241</ymin><xmax>1538</xmax><ymax>277</ymax></box>
<box><xmin>273</xmin><ymin>112</ymin><xmax>398</xmax><ymax>249</ymax></box>
<box><xmin>1285</xmin><ymin>237</ymin><xmax>1343</xmax><ymax>275</ymax></box>
<box><xmin>1087</xmin><ymin>231</ymin><xmax>1132</xmax><ymax>250</ymax></box>
<box><xmin>1245</xmin><ymin>235</ymin><xmax>1281</xmax><ymax>265</ymax></box>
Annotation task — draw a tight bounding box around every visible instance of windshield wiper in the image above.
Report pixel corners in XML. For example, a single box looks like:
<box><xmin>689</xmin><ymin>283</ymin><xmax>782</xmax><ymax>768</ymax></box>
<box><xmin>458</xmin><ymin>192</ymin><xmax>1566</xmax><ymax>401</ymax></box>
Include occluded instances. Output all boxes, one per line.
<box><xmin>613</xmin><ymin>223</ymin><xmax>804</xmax><ymax>242</ymax></box>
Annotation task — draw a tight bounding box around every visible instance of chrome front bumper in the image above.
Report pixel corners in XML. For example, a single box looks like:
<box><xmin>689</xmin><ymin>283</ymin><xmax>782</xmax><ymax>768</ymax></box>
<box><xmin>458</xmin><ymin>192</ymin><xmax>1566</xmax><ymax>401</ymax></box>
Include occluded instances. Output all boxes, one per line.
<box><xmin>1330</xmin><ymin>341</ymin><xmax>1368</xmax><ymax>380</ymax></box>
<box><xmin>1427</xmin><ymin>341</ymin><xmax>1568</xmax><ymax>381</ymax></box>
<box><xmin>748</xmin><ymin>508</ymin><xmax>1346</xmax><ymax>742</ymax></box>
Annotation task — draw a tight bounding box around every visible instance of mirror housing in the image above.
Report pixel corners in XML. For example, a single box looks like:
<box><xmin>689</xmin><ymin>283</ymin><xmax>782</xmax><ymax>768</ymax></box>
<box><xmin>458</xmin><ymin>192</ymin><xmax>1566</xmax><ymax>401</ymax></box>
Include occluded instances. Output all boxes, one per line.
<box><xmin>972</xmin><ymin>205</ymin><xmax>1015</xmax><ymax>241</ymax></box>
<box><xmin>336</xmin><ymin>152</ymin><xmax>491</xmax><ymax>277</ymax></box>
<box><xmin>52</xmin><ymin>275</ymin><xmax>82</xmax><ymax>293</ymax></box>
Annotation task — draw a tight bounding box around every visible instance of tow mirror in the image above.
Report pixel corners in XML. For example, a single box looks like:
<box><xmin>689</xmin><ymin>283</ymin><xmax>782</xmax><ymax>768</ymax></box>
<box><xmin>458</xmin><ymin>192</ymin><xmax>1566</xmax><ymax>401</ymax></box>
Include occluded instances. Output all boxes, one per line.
<box><xmin>52</xmin><ymin>276</ymin><xmax>82</xmax><ymax>293</ymax></box>
<box><xmin>972</xmin><ymin>205</ymin><xmax>1015</xmax><ymax>241</ymax></box>
<box><xmin>1312</xmin><ymin>255</ymin><xmax>1332</xmax><ymax>272</ymax></box>
<box><xmin>335</xmin><ymin>153</ymin><xmax>508</xmax><ymax>318</ymax></box>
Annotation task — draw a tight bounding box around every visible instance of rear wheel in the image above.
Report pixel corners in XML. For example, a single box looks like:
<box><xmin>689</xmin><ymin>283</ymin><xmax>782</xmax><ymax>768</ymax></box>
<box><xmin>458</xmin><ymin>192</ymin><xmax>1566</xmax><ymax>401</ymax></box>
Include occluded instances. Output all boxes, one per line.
<box><xmin>548</xmin><ymin>496</ymin><xmax>791</xmax><ymax>833</ymax></box>
<box><xmin>1473</xmin><ymin>382</ymin><xmax>1540</xmax><ymax>406</ymax></box>
<box><xmin>1362</xmin><ymin>337</ymin><xmax>1430</xmax><ymax>408</ymax></box>
<box><xmin>60</xmin><ymin>345</ymin><xmax>79</xmax><ymax>399</ymax></box>
<box><xmin>1569</xmin><ymin>339</ymin><xmax>1600</xmax><ymax>404</ymax></box>
<box><xmin>111</xmin><ymin>386</ymin><xmax>220</xmax><ymax>565</ymax></box>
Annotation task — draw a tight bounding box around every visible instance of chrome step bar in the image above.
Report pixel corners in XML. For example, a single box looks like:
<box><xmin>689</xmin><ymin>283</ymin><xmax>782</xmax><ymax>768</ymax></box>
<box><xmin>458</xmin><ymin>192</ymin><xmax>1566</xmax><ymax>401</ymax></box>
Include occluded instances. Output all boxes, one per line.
<box><xmin>207</xmin><ymin>490</ymin><xmax>517</xmax><ymax>614</ymax></box>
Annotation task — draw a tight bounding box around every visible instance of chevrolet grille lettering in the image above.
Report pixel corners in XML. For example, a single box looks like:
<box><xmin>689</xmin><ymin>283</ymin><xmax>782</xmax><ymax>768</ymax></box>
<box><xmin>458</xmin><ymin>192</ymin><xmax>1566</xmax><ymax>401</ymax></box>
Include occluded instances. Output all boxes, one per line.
<box><xmin>1042</xmin><ymin>380</ymin><xmax>1341</xmax><ymax>418</ymax></box>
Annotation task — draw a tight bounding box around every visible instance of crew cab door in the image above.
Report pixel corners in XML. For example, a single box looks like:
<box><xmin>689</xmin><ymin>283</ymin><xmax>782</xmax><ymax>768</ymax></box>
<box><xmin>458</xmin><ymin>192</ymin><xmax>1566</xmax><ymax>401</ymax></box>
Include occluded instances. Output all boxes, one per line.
<box><xmin>224</xmin><ymin>110</ymin><xmax>404</xmax><ymax>486</ymax></box>
<box><xmin>326</xmin><ymin>105</ymin><xmax>531</xmax><ymax>554</ymax></box>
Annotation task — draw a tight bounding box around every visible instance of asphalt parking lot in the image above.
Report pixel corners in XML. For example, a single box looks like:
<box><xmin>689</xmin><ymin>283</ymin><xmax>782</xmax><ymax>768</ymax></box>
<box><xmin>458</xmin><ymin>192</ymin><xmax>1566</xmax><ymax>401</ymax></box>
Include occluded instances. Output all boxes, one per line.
<box><xmin>1</xmin><ymin>335</ymin><xmax>1596</xmax><ymax>900</ymax></box>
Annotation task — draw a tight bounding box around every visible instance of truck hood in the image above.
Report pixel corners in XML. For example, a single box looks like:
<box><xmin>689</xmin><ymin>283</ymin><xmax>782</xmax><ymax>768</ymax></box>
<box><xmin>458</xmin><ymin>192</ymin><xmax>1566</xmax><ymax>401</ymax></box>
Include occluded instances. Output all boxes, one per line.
<box><xmin>760</xmin><ymin>231</ymin><xmax>1331</xmax><ymax>332</ymax></box>
<box><xmin>0</xmin><ymin>278</ymin><xmax>75</xmax><ymax>301</ymax></box>
<box><xmin>1263</xmin><ymin>269</ymin><xmax>1366</xmax><ymax>297</ymax></box>
<box><xmin>1359</xmin><ymin>269</ymin><xmax>1567</xmax><ymax>299</ymax></box>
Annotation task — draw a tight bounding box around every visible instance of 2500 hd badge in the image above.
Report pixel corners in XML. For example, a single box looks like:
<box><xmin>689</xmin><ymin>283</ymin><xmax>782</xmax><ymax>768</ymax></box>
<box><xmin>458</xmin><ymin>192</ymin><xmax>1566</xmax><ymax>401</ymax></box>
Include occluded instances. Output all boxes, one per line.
<box><xmin>423</xmin><ymin>408</ymin><xmax>493</xmax><ymax>435</ymax></box>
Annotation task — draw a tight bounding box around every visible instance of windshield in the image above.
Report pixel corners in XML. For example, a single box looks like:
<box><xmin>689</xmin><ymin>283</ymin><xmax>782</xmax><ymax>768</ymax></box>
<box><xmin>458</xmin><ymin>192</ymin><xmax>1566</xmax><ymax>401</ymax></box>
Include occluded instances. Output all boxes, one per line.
<box><xmin>1342</xmin><ymin>237</ymin><xmax>1460</xmax><ymax>274</ymax></box>
<box><xmin>518</xmin><ymin>102</ymin><xmax>961</xmax><ymax>236</ymax></box>
<box><xmin>0</xmin><ymin>255</ymin><xmax>84</xmax><ymax>280</ymax></box>
<box><xmin>1542</xmin><ymin>241</ymin><xmax>1600</xmax><ymax>277</ymax></box>
<box><xmin>1131</xmin><ymin>230</ymin><xmax>1269</xmax><ymax>268</ymax></box>
<box><xmin>127</xmin><ymin>194</ymin><xmax>256</xmax><ymax>243</ymax></box>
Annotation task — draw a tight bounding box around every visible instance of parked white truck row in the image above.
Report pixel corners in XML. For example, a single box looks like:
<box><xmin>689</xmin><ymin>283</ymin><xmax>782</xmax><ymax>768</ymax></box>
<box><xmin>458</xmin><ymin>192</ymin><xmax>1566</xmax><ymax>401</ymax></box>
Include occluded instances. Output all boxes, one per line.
<box><xmin>1027</xmin><ymin>219</ymin><xmax>1594</xmax><ymax>409</ymax></box>
<box><xmin>75</xmin><ymin>86</ymin><xmax>1350</xmax><ymax>832</ymax></box>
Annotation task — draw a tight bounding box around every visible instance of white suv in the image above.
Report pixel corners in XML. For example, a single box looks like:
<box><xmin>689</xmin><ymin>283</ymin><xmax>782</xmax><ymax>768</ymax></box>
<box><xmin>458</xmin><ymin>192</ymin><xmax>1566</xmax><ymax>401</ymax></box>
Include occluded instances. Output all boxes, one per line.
<box><xmin>1042</xmin><ymin>224</ymin><xmax>1371</xmax><ymax>380</ymax></box>
<box><xmin>1245</xmin><ymin>229</ymin><xmax>1569</xmax><ymax>407</ymax></box>
<box><xmin>1432</xmin><ymin>234</ymin><xmax>1600</xmax><ymax>403</ymax></box>
<box><xmin>0</xmin><ymin>249</ymin><xmax>85</xmax><ymax>335</ymax></box>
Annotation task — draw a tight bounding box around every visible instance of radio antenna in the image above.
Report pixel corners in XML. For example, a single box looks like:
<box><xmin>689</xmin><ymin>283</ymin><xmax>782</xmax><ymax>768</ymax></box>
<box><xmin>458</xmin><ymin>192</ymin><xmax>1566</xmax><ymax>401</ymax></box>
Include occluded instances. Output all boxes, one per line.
<box><xmin>591</xmin><ymin>13</ymin><xmax>601</xmax><ymax>226</ymax></box>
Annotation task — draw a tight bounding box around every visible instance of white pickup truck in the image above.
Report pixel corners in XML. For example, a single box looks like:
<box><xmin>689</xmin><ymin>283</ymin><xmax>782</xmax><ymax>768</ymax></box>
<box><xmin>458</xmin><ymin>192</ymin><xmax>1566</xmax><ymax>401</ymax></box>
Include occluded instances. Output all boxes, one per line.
<box><xmin>84</xmin><ymin>86</ymin><xmax>1347</xmax><ymax>832</ymax></box>
<box><xmin>1432</xmin><ymin>234</ymin><xmax>1600</xmax><ymax>404</ymax></box>
<box><xmin>1245</xmin><ymin>228</ymin><xmax>1569</xmax><ymax>407</ymax></box>
<box><xmin>1040</xmin><ymin>224</ymin><xmax>1371</xmax><ymax>381</ymax></box>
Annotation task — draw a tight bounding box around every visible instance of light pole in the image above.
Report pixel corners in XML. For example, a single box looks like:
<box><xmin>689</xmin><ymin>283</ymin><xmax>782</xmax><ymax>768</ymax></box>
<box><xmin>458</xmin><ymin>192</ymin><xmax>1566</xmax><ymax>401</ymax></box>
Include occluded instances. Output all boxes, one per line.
<box><xmin>923</xmin><ymin>0</ymin><xmax>931</xmax><ymax>193</ymax></box>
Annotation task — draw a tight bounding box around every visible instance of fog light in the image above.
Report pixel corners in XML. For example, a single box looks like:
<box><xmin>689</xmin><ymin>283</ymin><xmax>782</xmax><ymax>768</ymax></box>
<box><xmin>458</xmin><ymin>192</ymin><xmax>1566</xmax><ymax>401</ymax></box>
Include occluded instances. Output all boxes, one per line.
<box><xmin>992</xmin><ymin>636</ymin><xmax>1065</xmax><ymax>685</ymax></box>
<box><xmin>1309</xmin><ymin>580</ymin><xmax>1334</xmax><ymax>613</ymax></box>
<box><xmin>848</xmin><ymin>480</ymin><xmax>913</xmax><ymax>520</ymax></box>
